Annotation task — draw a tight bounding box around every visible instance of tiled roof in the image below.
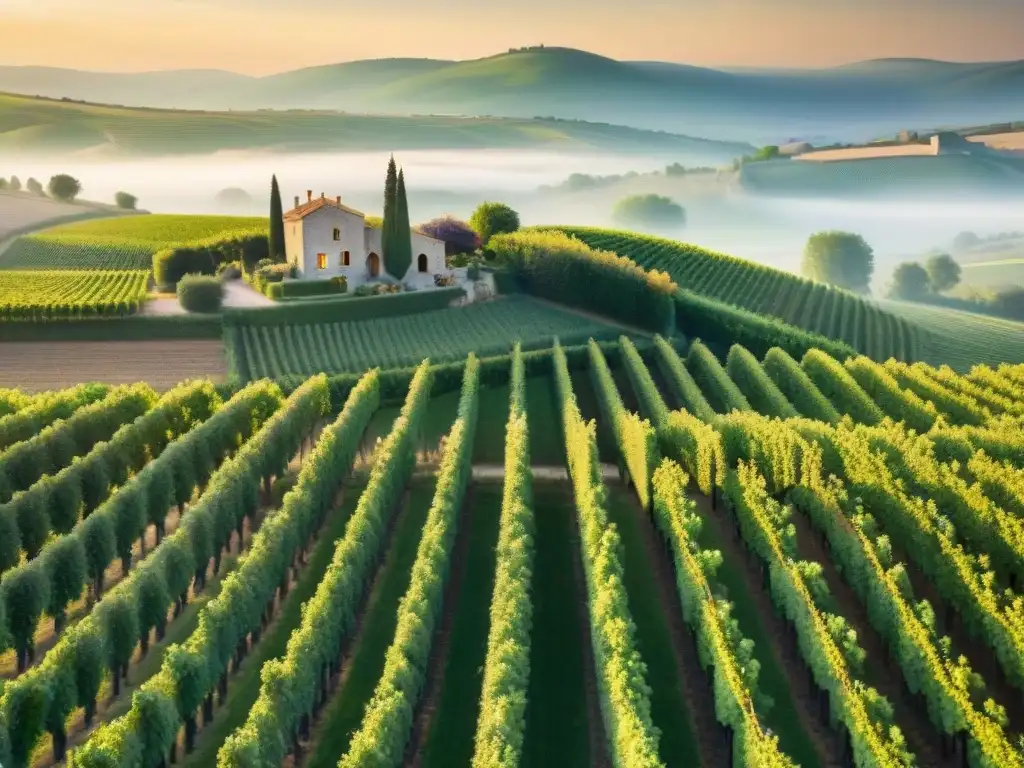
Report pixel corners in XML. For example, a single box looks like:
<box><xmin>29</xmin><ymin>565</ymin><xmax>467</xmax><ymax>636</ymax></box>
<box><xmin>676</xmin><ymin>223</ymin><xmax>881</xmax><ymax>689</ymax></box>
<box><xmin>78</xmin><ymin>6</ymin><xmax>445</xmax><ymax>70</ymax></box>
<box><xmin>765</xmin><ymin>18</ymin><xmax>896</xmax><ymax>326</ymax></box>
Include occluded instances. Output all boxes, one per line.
<box><xmin>283</xmin><ymin>196</ymin><xmax>365</xmax><ymax>221</ymax></box>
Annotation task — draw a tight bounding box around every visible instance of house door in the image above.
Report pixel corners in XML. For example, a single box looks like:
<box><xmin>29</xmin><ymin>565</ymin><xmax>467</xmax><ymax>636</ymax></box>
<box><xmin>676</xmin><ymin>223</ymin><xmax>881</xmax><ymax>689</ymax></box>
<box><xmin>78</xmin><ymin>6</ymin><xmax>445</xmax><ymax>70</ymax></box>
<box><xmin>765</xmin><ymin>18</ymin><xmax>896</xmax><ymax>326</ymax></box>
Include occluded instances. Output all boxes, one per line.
<box><xmin>367</xmin><ymin>252</ymin><xmax>380</xmax><ymax>278</ymax></box>
<box><xmin>418</xmin><ymin>254</ymin><xmax>428</xmax><ymax>273</ymax></box>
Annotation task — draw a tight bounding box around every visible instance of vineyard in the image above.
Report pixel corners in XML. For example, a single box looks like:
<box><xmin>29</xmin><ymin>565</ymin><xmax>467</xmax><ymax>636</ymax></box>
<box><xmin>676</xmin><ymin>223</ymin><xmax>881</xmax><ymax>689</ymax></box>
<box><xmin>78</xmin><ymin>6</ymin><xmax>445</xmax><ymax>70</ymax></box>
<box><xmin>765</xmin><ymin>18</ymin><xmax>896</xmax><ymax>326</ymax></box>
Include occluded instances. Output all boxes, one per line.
<box><xmin>0</xmin><ymin>330</ymin><xmax>1020</xmax><ymax>768</ymax></box>
<box><xmin>549</xmin><ymin>226</ymin><xmax>922</xmax><ymax>362</ymax></box>
<box><xmin>225</xmin><ymin>295</ymin><xmax>625</xmax><ymax>379</ymax></box>
<box><xmin>0</xmin><ymin>214</ymin><xmax>267</xmax><ymax>271</ymax></box>
<box><xmin>0</xmin><ymin>270</ymin><xmax>149</xmax><ymax>320</ymax></box>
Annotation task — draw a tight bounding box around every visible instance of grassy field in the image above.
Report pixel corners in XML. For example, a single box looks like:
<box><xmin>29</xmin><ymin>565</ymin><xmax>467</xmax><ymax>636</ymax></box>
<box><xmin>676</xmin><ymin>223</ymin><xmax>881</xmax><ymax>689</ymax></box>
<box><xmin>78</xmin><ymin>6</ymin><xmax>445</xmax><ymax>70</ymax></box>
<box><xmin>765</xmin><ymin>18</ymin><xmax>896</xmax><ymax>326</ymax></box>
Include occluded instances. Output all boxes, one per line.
<box><xmin>876</xmin><ymin>298</ymin><xmax>1024</xmax><ymax>369</ymax></box>
<box><xmin>0</xmin><ymin>214</ymin><xmax>266</xmax><ymax>270</ymax></box>
<box><xmin>229</xmin><ymin>296</ymin><xmax>629</xmax><ymax>379</ymax></box>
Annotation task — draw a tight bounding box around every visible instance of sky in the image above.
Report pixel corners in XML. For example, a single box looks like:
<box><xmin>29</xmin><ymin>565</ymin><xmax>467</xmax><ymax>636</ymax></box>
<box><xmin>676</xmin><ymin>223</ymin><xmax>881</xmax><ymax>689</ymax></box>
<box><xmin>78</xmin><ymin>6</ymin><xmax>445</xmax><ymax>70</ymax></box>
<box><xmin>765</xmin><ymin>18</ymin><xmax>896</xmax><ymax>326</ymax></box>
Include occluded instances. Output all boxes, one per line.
<box><xmin>2</xmin><ymin>0</ymin><xmax>1024</xmax><ymax>73</ymax></box>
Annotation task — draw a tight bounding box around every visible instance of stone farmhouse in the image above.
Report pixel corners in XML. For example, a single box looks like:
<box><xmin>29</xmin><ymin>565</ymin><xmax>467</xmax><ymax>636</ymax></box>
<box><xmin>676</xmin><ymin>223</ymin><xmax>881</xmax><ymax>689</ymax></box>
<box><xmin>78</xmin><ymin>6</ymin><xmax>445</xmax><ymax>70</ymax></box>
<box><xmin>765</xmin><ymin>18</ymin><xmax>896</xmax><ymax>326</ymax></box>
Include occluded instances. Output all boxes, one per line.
<box><xmin>284</xmin><ymin>191</ymin><xmax>448</xmax><ymax>288</ymax></box>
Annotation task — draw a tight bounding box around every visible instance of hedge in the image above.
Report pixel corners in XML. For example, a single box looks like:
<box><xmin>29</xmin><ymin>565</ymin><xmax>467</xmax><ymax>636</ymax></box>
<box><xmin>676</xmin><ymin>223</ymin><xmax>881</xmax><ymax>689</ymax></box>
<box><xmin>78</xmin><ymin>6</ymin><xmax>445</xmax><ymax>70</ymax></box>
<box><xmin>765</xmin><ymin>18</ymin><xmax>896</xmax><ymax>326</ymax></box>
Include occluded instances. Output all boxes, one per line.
<box><xmin>489</xmin><ymin>230</ymin><xmax>677</xmax><ymax>335</ymax></box>
<box><xmin>177</xmin><ymin>274</ymin><xmax>223</xmax><ymax>314</ymax></box>
<box><xmin>153</xmin><ymin>232</ymin><xmax>268</xmax><ymax>291</ymax></box>
<box><xmin>266</xmin><ymin>277</ymin><xmax>347</xmax><ymax>301</ymax></box>
<box><xmin>222</xmin><ymin>286</ymin><xmax>464</xmax><ymax>328</ymax></box>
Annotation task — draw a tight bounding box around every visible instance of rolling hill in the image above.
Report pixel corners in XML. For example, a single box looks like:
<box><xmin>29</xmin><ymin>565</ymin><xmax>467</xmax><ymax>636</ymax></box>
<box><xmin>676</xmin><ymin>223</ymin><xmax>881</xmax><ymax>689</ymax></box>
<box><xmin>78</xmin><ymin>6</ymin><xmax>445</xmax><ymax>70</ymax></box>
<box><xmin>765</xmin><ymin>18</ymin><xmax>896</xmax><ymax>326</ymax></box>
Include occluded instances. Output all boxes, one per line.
<box><xmin>1</xmin><ymin>47</ymin><xmax>1023</xmax><ymax>144</ymax></box>
<box><xmin>0</xmin><ymin>92</ymin><xmax>751</xmax><ymax>160</ymax></box>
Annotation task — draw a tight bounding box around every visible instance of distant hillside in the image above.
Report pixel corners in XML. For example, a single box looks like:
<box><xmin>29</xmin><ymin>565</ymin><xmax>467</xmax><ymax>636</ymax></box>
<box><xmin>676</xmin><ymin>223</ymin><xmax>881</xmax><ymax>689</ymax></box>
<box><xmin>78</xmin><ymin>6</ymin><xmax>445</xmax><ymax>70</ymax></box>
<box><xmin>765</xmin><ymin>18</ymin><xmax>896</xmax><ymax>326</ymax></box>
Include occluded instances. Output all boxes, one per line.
<box><xmin>0</xmin><ymin>93</ymin><xmax>751</xmax><ymax>160</ymax></box>
<box><xmin>738</xmin><ymin>153</ymin><xmax>1024</xmax><ymax>198</ymax></box>
<box><xmin>2</xmin><ymin>47</ymin><xmax>1022</xmax><ymax>144</ymax></box>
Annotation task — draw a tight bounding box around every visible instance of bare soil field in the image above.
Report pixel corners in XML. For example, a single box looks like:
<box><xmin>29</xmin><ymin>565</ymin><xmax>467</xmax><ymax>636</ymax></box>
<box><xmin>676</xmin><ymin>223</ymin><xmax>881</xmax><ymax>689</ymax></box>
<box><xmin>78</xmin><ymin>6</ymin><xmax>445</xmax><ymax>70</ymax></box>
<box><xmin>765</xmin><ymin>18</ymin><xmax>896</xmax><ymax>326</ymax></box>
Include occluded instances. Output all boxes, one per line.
<box><xmin>0</xmin><ymin>339</ymin><xmax>227</xmax><ymax>391</ymax></box>
<box><xmin>968</xmin><ymin>132</ymin><xmax>1024</xmax><ymax>152</ymax></box>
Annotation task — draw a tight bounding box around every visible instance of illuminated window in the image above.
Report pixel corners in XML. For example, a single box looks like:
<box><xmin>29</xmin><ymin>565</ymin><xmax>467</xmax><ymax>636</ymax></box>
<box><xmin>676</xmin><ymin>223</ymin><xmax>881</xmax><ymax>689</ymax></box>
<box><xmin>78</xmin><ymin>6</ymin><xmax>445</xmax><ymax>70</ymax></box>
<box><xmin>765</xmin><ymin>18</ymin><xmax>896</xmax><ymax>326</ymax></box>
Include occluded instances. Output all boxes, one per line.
<box><xmin>342</xmin><ymin>250</ymin><xmax>350</xmax><ymax>266</ymax></box>
<box><xmin>332</xmin><ymin>228</ymin><xmax>341</xmax><ymax>241</ymax></box>
<box><xmin>317</xmin><ymin>253</ymin><xmax>327</xmax><ymax>270</ymax></box>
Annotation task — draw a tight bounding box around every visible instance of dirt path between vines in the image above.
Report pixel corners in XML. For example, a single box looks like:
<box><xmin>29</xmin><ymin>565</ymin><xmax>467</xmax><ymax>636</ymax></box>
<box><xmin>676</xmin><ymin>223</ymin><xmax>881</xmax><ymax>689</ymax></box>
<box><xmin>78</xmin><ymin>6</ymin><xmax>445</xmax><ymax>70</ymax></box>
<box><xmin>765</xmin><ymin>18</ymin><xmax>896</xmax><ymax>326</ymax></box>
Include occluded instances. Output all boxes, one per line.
<box><xmin>693</xmin><ymin>491</ymin><xmax>844</xmax><ymax>768</ymax></box>
<box><xmin>403</xmin><ymin>485</ymin><xmax>476</xmax><ymax>767</ymax></box>
<box><xmin>622</xmin><ymin>491</ymin><xmax>731</xmax><ymax>767</ymax></box>
<box><xmin>564</xmin><ymin>490</ymin><xmax>612</xmax><ymax>768</ymax></box>
<box><xmin>789</xmin><ymin>505</ymin><xmax>946</xmax><ymax>766</ymax></box>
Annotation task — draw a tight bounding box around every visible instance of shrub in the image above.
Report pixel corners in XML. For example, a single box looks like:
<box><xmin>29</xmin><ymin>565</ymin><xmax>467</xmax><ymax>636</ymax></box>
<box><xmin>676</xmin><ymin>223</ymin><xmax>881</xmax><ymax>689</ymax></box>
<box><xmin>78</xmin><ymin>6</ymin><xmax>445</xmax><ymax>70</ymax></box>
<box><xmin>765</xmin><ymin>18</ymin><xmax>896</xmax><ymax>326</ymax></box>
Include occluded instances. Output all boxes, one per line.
<box><xmin>217</xmin><ymin>261</ymin><xmax>242</xmax><ymax>280</ymax></box>
<box><xmin>176</xmin><ymin>274</ymin><xmax>223</xmax><ymax>314</ymax></box>
<box><xmin>801</xmin><ymin>231</ymin><xmax>874</xmax><ymax>294</ymax></box>
<box><xmin>470</xmin><ymin>202</ymin><xmax>520</xmax><ymax>245</ymax></box>
<box><xmin>114</xmin><ymin>192</ymin><xmax>137</xmax><ymax>210</ymax></box>
<box><xmin>26</xmin><ymin>178</ymin><xmax>44</xmax><ymax>196</ymax></box>
<box><xmin>611</xmin><ymin>194</ymin><xmax>685</xmax><ymax>231</ymax></box>
<box><xmin>153</xmin><ymin>232</ymin><xmax>268</xmax><ymax>290</ymax></box>
<box><xmin>47</xmin><ymin>175</ymin><xmax>82</xmax><ymax>202</ymax></box>
<box><xmin>266</xmin><ymin>276</ymin><xmax>347</xmax><ymax>300</ymax></box>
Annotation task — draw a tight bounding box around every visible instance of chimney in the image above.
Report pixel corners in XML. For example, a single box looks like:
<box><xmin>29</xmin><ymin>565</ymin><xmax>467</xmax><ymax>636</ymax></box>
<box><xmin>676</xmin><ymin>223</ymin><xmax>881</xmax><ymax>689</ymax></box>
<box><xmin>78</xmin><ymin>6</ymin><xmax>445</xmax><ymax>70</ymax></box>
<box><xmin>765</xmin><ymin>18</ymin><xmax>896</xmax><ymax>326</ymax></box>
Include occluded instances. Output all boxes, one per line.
<box><xmin>336</xmin><ymin>195</ymin><xmax>341</xmax><ymax>204</ymax></box>
<box><xmin>320</xmin><ymin>192</ymin><xmax>325</xmax><ymax>199</ymax></box>
<box><xmin>294</xmin><ymin>196</ymin><xmax>299</xmax><ymax>208</ymax></box>
<box><xmin>307</xmin><ymin>190</ymin><xmax>312</xmax><ymax>202</ymax></box>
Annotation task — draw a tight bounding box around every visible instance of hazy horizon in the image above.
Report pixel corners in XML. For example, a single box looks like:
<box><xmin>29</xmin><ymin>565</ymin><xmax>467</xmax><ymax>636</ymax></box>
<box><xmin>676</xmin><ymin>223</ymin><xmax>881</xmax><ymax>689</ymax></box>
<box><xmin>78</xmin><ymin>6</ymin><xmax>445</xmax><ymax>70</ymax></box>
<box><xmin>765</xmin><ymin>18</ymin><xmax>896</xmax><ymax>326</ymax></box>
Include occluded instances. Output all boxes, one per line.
<box><xmin>3</xmin><ymin>0</ymin><xmax>1024</xmax><ymax>74</ymax></box>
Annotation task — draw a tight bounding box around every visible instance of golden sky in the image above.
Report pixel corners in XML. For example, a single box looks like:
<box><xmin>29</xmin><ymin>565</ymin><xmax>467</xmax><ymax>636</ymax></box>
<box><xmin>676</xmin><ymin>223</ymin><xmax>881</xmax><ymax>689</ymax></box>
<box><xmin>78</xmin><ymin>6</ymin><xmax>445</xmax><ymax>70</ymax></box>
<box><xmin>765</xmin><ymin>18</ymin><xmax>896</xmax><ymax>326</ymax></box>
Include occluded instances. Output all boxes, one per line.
<box><xmin>2</xmin><ymin>0</ymin><xmax>1023</xmax><ymax>73</ymax></box>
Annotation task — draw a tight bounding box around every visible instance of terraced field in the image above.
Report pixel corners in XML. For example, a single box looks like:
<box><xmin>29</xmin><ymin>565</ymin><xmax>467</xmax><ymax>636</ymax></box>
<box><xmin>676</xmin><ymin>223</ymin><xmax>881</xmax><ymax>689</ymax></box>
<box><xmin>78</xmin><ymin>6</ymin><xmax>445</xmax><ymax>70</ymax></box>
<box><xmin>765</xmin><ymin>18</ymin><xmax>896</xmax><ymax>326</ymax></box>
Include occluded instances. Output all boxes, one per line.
<box><xmin>876</xmin><ymin>297</ymin><xmax>1024</xmax><ymax>369</ymax></box>
<box><xmin>0</xmin><ymin>335</ymin><xmax>1021</xmax><ymax>768</ymax></box>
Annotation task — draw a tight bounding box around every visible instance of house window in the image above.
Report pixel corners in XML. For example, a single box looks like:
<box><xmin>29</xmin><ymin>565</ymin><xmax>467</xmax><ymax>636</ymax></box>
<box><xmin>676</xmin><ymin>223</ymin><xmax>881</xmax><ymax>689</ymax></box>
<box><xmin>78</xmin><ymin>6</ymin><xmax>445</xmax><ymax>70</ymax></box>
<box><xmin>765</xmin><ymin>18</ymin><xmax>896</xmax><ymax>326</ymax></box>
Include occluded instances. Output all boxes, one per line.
<box><xmin>317</xmin><ymin>253</ymin><xmax>327</xmax><ymax>270</ymax></box>
<box><xmin>341</xmin><ymin>250</ymin><xmax>350</xmax><ymax>267</ymax></box>
<box><xmin>332</xmin><ymin>228</ymin><xmax>341</xmax><ymax>241</ymax></box>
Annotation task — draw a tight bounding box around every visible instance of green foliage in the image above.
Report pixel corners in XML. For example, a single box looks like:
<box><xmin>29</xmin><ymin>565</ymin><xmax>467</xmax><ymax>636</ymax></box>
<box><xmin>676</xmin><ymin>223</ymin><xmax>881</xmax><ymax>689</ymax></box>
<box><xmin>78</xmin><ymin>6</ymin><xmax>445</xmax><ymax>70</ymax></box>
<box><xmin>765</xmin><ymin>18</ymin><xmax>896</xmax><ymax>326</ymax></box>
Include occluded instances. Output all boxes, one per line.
<box><xmin>587</xmin><ymin>339</ymin><xmax>659</xmax><ymax>510</ymax></box>
<box><xmin>652</xmin><ymin>460</ymin><xmax>794</xmax><ymax>767</ymax></box>
<box><xmin>888</xmin><ymin>262</ymin><xmax>932</xmax><ymax>301</ymax></box>
<box><xmin>801</xmin><ymin>231</ymin><xmax>875</xmax><ymax>294</ymax></box>
<box><xmin>154</xmin><ymin>231</ymin><xmax>269</xmax><ymax>291</ymax></box>
<box><xmin>268</xmin><ymin>175</ymin><xmax>285</xmax><ymax>261</ymax></box>
<box><xmin>724</xmin><ymin>463</ymin><xmax>914</xmax><ymax>767</ymax></box>
<box><xmin>844</xmin><ymin>357</ymin><xmax>937</xmax><ymax>433</ymax></box>
<box><xmin>619</xmin><ymin>336</ymin><xmax>670</xmax><ymax>427</ymax></box>
<box><xmin>341</xmin><ymin>358</ymin><xmax>479</xmax><ymax>766</ymax></box>
<box><xmin>490</xmin><ymin>229</ymin><xmax>677</xmax><ymax>334</ymax></box>
<box><xmin>651</xmin><ymin>336</ymin><xmax>715</xmax><ymax>421</ymax></box>
<box><xmin>725</xmin><ymin>345</ymin><xmax>798</xmax><ymax>419</ymax></box>
<box><xmin>686</xmin><ymin>340</ymin><xmax>750</xmax><ymax>414</ymax></box>
<box><xmin>801</xmin><ymin>349</ymin><xmax>885</xmax><ymax>425</ymax></box>
<box><xmin>472</xmin><ymin>345</ymin><xmax>534</xmax><ymax>768</ymax></box>
<box><xmin>265</xmin><ymin>276</ymin><xmax>347</xmax><ymax>300</ymax></box>
<box><xmin>217</xmin><ymin>364</ymin><xmax>430</xmax><ymax>767</ymax></box>
<box><xmin>177</xmin><ymin>274</ymin><xmax>224</xmax><ymax>314</ymax></box>
<box><xmin>382</xmin><ymin>156</ymin><xmax>398</xmax><ymax>272</ymax></box>
<box><xmin>48</xmin><ymin>174</ymin><xmax>82</xmax><ymax>202</ymax></box>
<box><xmin>470</xmin><ymin>202</ymin><xmax>520</xmax><ymax>246</ymax></box>
<box><xmin>552</xmin><ymin>341</ymin><xmax>663</xmax><ymax>767</ymax></box>
<box><xmin>386</xmin><ymin>168</ymin><xmax>413</xmax><ymax>280</ymax></box>
<box><xmin>611</xmin><ymin>195</ymin><xmax>685</xmax><ymax>231</ymax></box>
<box><xmin>551</xmin><ymin>227</ymin><xmax>902</xmax><ymax>361</ymax></box>
<box><xmin>761</xmin><ymin>347</ymin><xmax>840</xmax><ymax>423</ymax></box>
<box><xmin>114</xmin><ymin>192</ymin><xmax>137</xmax><ymax>211</ymax></box>
<box><xmin>0</xmin><ymin>270</ymin><xmax>149</xmax><ymax>320</ymax></box>
<box><xmin>228</xmin><ymin>295</ymin><xmax>615</xmax><ymax>380</ymax></box>
<box><xmin>925</xmin><ymin>253</ymin><xmax>961</xmax><ymax>293</ymax></box>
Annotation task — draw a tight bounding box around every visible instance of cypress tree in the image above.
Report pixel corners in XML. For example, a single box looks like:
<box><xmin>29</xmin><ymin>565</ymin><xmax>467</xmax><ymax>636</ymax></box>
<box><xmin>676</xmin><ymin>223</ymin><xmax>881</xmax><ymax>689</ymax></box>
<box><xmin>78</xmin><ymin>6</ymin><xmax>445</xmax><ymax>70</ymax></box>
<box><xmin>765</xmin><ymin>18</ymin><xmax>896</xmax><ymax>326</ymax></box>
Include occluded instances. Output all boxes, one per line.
<box><xmin>388</xmin><ymin>168</ymin><xmax>413</xmax><ymax>279</ymax></box>
<box><xmin>269</xmin><ymin>175</ymin><xmax>285</xmax><ymax>261</ymax></box>
<box><xmin>381</xmin><ymin>156</ymin><xmax>398</xmax><ymax>273</ymax></box>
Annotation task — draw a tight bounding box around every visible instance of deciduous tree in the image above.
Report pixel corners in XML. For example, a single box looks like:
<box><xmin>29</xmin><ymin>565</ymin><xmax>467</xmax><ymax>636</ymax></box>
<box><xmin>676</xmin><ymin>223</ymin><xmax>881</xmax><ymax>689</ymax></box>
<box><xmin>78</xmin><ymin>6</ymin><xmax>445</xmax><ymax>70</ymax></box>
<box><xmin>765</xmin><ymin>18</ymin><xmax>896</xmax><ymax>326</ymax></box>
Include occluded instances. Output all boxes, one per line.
<box><xmin>888</xmin><ymin>262</ymin><xmax>932</xmax><ymax>300</ymax></box>
<box><xmin>801</xmin><ymin>231</ymin><xmax>875</xmax><ymax>294</ymax></box>
<box><xmin>925</xmin><ymin>253</ymin><xmax>961</xmax><ymax>293</ymax></box>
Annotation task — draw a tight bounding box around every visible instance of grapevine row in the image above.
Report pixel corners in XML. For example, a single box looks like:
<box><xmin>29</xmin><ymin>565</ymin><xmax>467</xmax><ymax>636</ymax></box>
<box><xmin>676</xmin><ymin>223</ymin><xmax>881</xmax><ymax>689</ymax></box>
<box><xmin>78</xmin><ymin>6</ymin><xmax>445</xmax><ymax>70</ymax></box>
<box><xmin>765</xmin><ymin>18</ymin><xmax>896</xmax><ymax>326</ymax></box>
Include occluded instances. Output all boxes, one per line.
<box><xmin>69</xmin><ymin>373</ymin><xmax>376</xmax><ymax>768</ymax></box>
<box><xmin>0</xmin><ymin>377</ymin><xmax>323</xmax><ymax>768</ymax></box>
<box><xmin>341</xmin><ymin>355</ymin><xmax>480</xmax><ymax>766</ymax></box>
<box><xmin>472</xmin><ymin>344</ymin><xmax>535</xmax><ymax>768</ymax></box>
<box><xmin>552</xmin><ymin>340</ymin><xmax>663</xmax><ymax>767</ymax></box>
<box><xmin>217</xmin><ymin>362</ymin><xmax>432</xmax><ymax>767</ymax></box>
<box><xmin>0</xmin><ymin>270</ymin><xmax>149</xmax><ymax>320</ymax></box>
<box><xmin>0</xmin><ymin>383</ymin><xmax>109</xmax><ymax>452</ymax></box>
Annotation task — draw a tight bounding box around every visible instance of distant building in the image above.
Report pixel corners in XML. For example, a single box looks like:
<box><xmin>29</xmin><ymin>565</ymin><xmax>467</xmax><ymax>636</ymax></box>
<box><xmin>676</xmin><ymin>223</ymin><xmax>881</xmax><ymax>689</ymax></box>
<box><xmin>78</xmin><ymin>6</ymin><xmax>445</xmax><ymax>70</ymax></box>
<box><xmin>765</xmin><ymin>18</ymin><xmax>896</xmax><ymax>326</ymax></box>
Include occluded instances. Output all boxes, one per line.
<box><xmin>897</xmin><ymin>130</ymin><xmax>919</xmax><ymax>143</ymax></box>
<box><xmin>779</xmin><ymin>141</ymin><xmax>813</xmax><ymax>156</ymax></box>
<box><xmin>283</xmin><ymin>191</ymin><xmax>447</xmax><ymax>287</ymax></box>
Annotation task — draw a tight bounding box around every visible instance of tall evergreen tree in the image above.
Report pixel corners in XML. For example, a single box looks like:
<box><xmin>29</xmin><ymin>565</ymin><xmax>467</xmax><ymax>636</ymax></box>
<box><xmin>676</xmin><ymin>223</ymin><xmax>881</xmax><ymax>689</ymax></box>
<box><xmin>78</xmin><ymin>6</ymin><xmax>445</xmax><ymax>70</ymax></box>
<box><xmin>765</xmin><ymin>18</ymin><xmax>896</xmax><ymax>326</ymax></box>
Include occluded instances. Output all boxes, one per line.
<box><xmin>381</xmin><ymin>156</ymin><xmax>398</xmax><ymax>270</ymax></box>
<box><xmin>388</xmin><ymin>168</ymin><xmax>413</xmax><ymax>279</ymax></box>
<box><xmin>268</xmin><ymin>175</ymin><xmax>285</xmax><ymax>261</ymax></box>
